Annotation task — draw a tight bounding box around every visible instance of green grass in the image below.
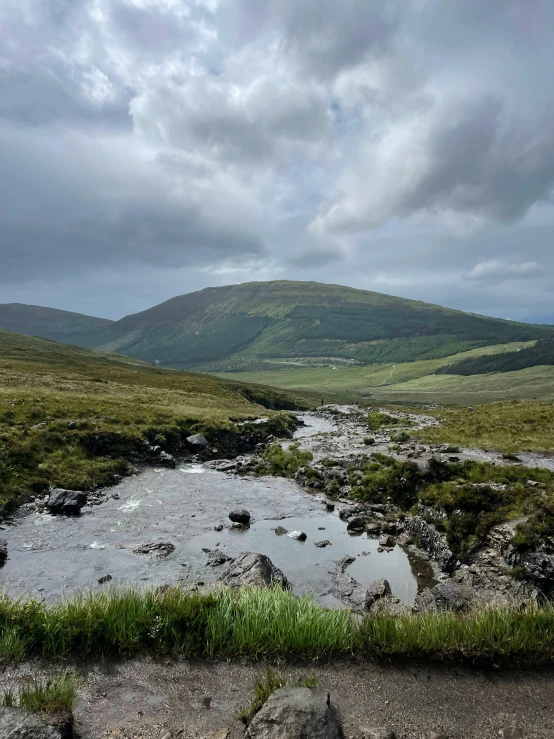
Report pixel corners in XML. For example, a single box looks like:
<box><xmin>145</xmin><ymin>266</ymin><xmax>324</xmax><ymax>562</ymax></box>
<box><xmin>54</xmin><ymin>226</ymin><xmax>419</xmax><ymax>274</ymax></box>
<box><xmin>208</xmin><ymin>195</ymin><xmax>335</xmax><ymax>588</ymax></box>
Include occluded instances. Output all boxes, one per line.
<box><xmin>238</xmin><ymin>669</ymin><xmax>318</xmax><ymax>724</ymax></box>
<box><xmin>2</xmin><ymin>673</ymin><xmax>77</xmax><ymax>717</ymax></box>
<box><xmin>419</xmin><ymin>401</ymin><xmax>554</xmax><ymax>453</ymax></box>
<box><xmin>253</xmin><ymin>442</ymin><xmax>314</xmax><ymax>478</ymax></box>
<box><xmin>1</xmin><ymin>586</ymin><xmax>554</xmax><ymax>666</ymax></box>
<box><xmin>0</xmin><ymin>329</ymin><xmax>309</xmax><ymax>513</ymax></box>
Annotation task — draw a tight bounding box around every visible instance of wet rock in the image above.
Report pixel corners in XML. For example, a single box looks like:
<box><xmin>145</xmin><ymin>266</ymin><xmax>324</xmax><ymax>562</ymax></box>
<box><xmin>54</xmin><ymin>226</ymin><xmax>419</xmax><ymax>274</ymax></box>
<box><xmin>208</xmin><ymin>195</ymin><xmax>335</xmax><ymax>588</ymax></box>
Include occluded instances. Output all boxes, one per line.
<box><xmin>46</xmin><ymin>489</ymin><xmax>87</xmax><ymax>516</ymax></box>
<box><xmin>214</xmin><ymin>525</ymin><xmax>224</xmax><ymax>532</ymax></box>
<box><xmin>287</xmin><ymin>530</ymin><xmax>307</xmax><ymax>541</ymax></box>
<box><xmin>347</xmin><ymin>516</ymin><xmax>366</xmax><ymax>533</ymax></box>
<box><xmin>98</xmin><ymin>574</ymin><xmax>112</xmax><ymax>584</ymax></box>
<box><xmin>245</xmin><ymin>687</ymin><xmax>344</xmax><ymax>739</ymax></box>
<box><xmin>414</xmin><ymin>581</ymin><xmax>474</xmax><ymax>612</ymax></box>
<box><xmin>315</xmin><ymin>540</ymin><xmax>331</xmax><ymax>548</ymax></box>
<box><xmin>339</xmin><ymin>505</ymin><xmax>364</xmax><ymax>521</ymax></box>
<box><xmin>0</xmin><ymin>706</ymin><xmax>62</xmax><ymax>738</ymax></box>
<box><xmin>229</xmin><ymin>509</ymin><xmax>251</xmax><ymax>525</ymax></box>
<box><xmin>404</xmin><ymin>516</ymin><xmax>455</xmax><ymax>572</ymax></box>
<box><xmin>365</xmin><ymin>579</ymin><xmax>392</xmax><ymax>609</ymax></box>
<box><xmin>379</xmin><ymin>534</ymin><xmax>395</xmax><ymax>548</ymax></box>
<box><xmin>186</xmin><ymin>434</ymin><xmax>209</xmax><ymax>453</ymax></box>
<box><xmin>396</xmin><ymin>532</ymin><xmax>412</xmax><ymax>546</ymax></box>
<box><xmin>0</xmin><ymin>539</ymin><xmax>7</xmax><ymax>564</ymax></box>
<box><xmin>332</xmin><ymin>556</ymin><xmax>369</xmax><ymax>612</ymax></box>
<box><xmin>206</xmin><ymin>549</ymin><xmax>232</xmax><ymax>567</ymax></box>
<box><xmin>133</xmin><ymin>541</ymin><xmax>175</xmax><ymax>558</ymax></box>
<box><xmin>274</xmin><ymin>526</ymin><xmax>288</xmax><ymax>536</ymax></box>
<box><xmin>366</xmin><ymin>523</ymin><xmax>382</xmax><ymax>536</ymax></box>
<box><xmin>208</xmin><ymin>460</ymin><xmax>237</xmax><ymax>472</ymax></box>
<box><xmin>369</xmin><ymin>504</ymin><xmax>386</xmax><ymax>513</ymax></box>
<box><xmin>359</xmin><ymin>728</ymin><xmax>396</xmax><ymax>739</ymax></box>
<box><xmin>158</xmin><ymin>451</ymin><xmax>176</xmax><ymax>469</ymax></box>
<box><xmin>219</xmin><ymin>552</ymin><xmax>290</xmax><ymax>589</ymax></box>
<box><xmin>503</xmin><ymin>541</ymin><xmax>554</xmax><ymax>587</ymax></box>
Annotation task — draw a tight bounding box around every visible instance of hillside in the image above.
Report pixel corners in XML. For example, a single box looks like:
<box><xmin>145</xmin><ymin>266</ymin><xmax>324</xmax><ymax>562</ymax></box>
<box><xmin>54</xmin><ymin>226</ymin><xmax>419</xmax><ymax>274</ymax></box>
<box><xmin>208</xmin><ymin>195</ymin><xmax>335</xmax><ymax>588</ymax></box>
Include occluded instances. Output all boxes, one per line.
<box><xmin>0</xmin><ymin>329</ymin><xmax>308</xmax><ymax>512</ymax></box>
<box><xmin>3</xmin><ymin>281</ymin><xmax>552</xmax><ymax>371</ymax></box>
<box><xmin>435</xmin><ymin>337</ymin><xmax>554</xmax><ymax>376</ymax></box>
<box><xmin>0</xmin><ymin>303</ymin><xmax>113</xmax><ymax>345</ymax></box>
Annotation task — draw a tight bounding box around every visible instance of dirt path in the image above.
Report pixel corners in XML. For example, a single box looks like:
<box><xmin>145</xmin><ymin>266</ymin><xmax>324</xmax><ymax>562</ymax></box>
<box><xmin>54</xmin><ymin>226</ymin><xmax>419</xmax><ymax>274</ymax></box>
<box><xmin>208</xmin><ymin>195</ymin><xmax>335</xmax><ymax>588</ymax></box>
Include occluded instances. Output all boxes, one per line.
<box><xmin>1</xmin><ymin>659</ymin><xmax>552</xmax><ymax>739</ymax></box>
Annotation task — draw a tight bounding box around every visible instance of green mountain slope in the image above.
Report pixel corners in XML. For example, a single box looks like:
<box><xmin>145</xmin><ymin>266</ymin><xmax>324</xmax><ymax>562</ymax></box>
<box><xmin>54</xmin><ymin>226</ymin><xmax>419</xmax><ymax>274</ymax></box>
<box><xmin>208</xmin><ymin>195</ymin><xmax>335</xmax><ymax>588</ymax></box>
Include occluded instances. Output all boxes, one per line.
<box><xmin>0</xmin><ymin>303</ymin><xmax>113</xmax><ymax>345</ymax></box>
<box><xmin>436</xmin><ymin>337</ymin><xmax>554</xmax><ymax>376</ymax></box>
<box><xmin>2</xmin><ymin>281</ymin><xmax>553</xmax><ymax>370</ymax></box>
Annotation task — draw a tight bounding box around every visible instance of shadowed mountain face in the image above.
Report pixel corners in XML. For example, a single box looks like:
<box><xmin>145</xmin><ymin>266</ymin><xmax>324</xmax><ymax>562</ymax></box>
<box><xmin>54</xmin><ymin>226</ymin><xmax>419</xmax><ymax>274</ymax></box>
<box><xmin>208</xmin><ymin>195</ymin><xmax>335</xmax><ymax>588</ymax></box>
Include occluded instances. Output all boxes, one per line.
<box><xmin>0</xmin><ymin>304</ymin><xmax>113</xmax><ymax>346</ymax></box>
<box><xmin>1</xmin><ymin>281</ymin><xmax>553</xmax><ymax>370</ymax></box>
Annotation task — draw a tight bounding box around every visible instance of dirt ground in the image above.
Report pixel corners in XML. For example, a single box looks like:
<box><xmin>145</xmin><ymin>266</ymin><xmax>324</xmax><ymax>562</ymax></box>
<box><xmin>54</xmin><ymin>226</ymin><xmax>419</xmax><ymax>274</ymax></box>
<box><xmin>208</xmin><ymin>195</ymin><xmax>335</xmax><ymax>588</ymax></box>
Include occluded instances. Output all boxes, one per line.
<box><xmin>1</xmin><ymin>658</ymin><xmax>553</xmax><ymax>739</ymax></box>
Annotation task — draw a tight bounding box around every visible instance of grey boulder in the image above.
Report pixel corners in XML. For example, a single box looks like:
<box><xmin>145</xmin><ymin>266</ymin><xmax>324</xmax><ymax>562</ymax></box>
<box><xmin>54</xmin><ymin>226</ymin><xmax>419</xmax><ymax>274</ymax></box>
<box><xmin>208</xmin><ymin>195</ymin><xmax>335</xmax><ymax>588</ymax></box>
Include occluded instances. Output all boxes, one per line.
<box><xmin>347</xmin><ymin>516</ymin><xmax>366</xmax><ymax>533</ymax></box>
<box><xmin>365</xmin><ymin>579</ymin><xmax>392</xmax><ymax>609</ymax></box>
<box><xmin>133</xmin><ymin>541</ymin><xmax>175</xmax><ymax>558</ymax></box>
<box><xmin>229</xmin><ymin>509</ymin><xmax>251</xmax><ymax>525</ymax></box>
<box><xmin>0</xmin><ymin>706</ymin><xmax>62</xmax><ymax>738</ymax></box>
<box><xmin>46</xmin><ymin>489</ymin><xmax>87</xmax><ymax>515</ymax></box>
<box><xmin>287</xmin><ymin>531</ymin><xmax>307</xmax><ymax>541</ymax></box>
<box><xmin>219</xmin><ymin>552</ymin><xmax>290</xmax><ymax>589</ymax></box>
<box><xmin>414</xmin><ymin>581</ymin><xmax>474</xmax><ymax>612</ymax></box>
<box><xmin>0</xmin><ymin>539</ymin><xmax>7</xmax><ymax>564</ymax></box>
<box><xmin>186</xmin><ymin>434</ymin><xmax>209</xmax><ymax>453</ymax></box>
<box><xmin>378</xmin><ymin>534</ymin><xmax>395</xmax><ymax>548</ymax></box>
<box><xmin>246</xmin><ymin>687</ymin><xmax>344</xmax><ymax>739</ymax></box>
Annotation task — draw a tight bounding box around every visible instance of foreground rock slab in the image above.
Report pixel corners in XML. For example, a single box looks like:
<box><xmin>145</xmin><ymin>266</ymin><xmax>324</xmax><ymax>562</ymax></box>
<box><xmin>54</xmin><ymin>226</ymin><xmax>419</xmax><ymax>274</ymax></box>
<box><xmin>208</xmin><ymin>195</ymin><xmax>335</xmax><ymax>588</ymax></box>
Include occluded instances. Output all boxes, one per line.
<box><xmin>218</xmin><ymin>552</ymin><xmax>290</xmax><ymax>589</ymax></box>
<box><xmin>246</xmin><ymin>687</ymin><xmax>344</xmax><ymax>739</ymax></box>
<box><xmin>46</xmin><ymin>489</ymin><xmax>87</xmax><ymax>515</ymax></box>
<box><xmin>0</xmin><ymin>706</ymin><xmax>62</xmax><ymax>738</ymax></box>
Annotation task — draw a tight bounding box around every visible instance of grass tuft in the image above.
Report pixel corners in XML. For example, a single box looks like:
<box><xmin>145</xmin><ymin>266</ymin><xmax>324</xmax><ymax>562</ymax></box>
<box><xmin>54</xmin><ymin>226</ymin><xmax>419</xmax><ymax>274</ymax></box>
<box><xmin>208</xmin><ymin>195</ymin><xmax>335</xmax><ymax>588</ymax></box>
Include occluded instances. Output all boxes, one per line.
<box><xmin>238</xmin><ymin>668</ymin><xmax>319</xmax><ymax>724</ymax></box>
<box><xmin>2</xmin><ymin>674</ymin><xmax>77</xmax><ymax>716</ymax></box>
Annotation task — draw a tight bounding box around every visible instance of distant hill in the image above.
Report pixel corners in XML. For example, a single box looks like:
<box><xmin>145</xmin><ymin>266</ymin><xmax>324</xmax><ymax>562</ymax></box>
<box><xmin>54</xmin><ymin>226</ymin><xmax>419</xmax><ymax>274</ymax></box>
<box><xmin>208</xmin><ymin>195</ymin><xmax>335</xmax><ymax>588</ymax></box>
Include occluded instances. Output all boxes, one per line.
<box><xmin>0</xmin><ymin>304</ymin><xmax>112</xmax><ymax>345</ymax></box>
<box><xmin>436</xmin><ymin>337</ymin><xmax>554</xmax><ymax>376</ymax></box>
<box><xmin>1</xmin><ymin>281</ymin><xmax>553</xmax><ymax>370</ymax></box>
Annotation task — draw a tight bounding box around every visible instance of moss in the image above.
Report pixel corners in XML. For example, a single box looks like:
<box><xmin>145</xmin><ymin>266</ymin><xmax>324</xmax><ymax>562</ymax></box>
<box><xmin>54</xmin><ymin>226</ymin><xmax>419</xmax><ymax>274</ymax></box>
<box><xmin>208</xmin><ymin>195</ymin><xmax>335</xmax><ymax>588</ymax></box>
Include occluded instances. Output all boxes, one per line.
<box><xmin>255</xmin><ymin>443</ymin><xmax>314</xmax><ymax>478</ymax></box>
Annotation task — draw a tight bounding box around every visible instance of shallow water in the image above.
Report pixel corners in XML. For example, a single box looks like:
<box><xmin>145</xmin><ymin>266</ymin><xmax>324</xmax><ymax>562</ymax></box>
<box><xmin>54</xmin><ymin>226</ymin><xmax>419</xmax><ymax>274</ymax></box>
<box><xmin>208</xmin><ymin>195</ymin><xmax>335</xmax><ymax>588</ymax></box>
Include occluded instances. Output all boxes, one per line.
<box><xmin>0</xmin><ymin>413</ymin><xmax>434</xmax><ymax>606</ymax></box>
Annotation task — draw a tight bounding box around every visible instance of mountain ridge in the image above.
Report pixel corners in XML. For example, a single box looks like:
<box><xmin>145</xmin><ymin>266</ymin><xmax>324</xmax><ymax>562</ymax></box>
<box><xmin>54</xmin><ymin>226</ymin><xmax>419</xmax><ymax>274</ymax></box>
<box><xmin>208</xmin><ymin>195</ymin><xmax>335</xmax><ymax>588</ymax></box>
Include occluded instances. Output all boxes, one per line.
<box><xmin>1</xmin><ymin>280</ymin><xmax>553</xmax><ymax>371</ymax></box>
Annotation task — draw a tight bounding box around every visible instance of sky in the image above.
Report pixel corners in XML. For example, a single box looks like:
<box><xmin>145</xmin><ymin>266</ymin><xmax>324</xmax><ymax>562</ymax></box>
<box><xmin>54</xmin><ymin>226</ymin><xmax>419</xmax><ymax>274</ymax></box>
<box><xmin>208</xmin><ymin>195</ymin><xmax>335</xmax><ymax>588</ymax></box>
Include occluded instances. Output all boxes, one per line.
<box><xmin>1</xmin><ymin>0</ymin><xmax>554</xmax><ymax>322</ymax></box>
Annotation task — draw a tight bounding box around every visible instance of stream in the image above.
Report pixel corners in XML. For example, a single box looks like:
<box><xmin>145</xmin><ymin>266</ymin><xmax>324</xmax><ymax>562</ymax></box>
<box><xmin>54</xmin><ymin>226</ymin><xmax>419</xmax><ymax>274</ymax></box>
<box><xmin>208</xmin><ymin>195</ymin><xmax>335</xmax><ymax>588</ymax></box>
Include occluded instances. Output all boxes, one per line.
<box><xmin>0</xmin><ymin>412</ymin><xmax>435</xmax><ymax>607</ymax></box>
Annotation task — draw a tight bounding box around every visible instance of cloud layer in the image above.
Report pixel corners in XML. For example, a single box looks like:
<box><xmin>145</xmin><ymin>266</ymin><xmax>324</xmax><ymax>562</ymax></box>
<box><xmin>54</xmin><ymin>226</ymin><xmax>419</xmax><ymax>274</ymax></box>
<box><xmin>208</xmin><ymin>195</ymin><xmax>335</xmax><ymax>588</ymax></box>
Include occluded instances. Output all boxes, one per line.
<box><xmin>1</xmin><ymin>0</ymin><xmax>553</xmax><ymax>320</ymax></box>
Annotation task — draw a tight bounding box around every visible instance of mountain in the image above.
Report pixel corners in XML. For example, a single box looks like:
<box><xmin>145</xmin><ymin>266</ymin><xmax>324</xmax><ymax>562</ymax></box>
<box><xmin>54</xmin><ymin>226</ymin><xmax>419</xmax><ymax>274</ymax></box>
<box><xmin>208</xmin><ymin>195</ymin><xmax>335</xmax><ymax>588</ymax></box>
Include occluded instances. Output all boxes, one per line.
<box><xmin>0</xmin><ymin>304</ymin><xmax>113</xmax><ymax>345</ymax></box>
<box><xmin>1</xmin><ymin>281</ymin><xmax>553</xmax><ymax>371</ymax></box>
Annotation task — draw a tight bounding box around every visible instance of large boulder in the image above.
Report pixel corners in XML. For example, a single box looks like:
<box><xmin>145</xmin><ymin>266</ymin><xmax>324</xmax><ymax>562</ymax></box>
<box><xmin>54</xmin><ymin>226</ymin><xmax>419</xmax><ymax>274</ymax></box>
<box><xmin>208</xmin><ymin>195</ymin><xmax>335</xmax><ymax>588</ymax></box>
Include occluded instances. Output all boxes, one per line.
<box><xmin>414</xmin><ymin>580</ymin><xmax>474</xmax><ymax>612</ymax></box>
<box><xmin>347</xmin><ymin>516</ymin><xmax>366</xmax><ymax>533</ymax></box>
<box><xmin>46</xmin><ymin>489</ymin><xmax>87</xmax><ymax>516</ymax></box>
<box><xmin>246</xmin><ymin>687</ymin><xmax>344</xmax><ymax>739</ymax></box>
<box><xmin>403</xmin><ymin>516</ymin><xmax>455</xmax><ymax>572</ymax></box>
<box><xmin>186</xmin><ymin>434</ymin><xmax>209</xmax><ymax>453</ymax></box>
<box><xmin>229</xmin><ymin>509</ymin><xmax>251</xmax><ymax>525</ymax></box>
<box><xmin>0</xmin><ymin>539</ymin><xmax>7</xmax><ymax>564</ymax></box>
<box><xmin>219</xmin><ymin>552</ymin><xmax>290</xmax><ymax>589</ymax></box>
<box><xmin>331</xmin><ymin>557</ymin><xmax>369</xmax><ymax>612</ymax></box>
<box><xmin>0</xmin><ymin>706</ymin><xmax>62</xmax><ymax>738</ymax></box>
<box><xmin>365</xmin><ymin>579</ymin><xmax>392</xmax><ymax>609</ymax></box>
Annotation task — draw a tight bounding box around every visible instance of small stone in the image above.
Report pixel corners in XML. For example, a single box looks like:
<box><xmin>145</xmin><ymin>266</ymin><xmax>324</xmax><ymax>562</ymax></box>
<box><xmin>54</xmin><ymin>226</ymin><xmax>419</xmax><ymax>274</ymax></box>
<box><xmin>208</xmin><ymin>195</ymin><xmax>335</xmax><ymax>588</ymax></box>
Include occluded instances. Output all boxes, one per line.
<box><xmin>133</xmin><ymin>541</ymin><xmax>175</xmax><ymax>558</ymax></box>
<box><xmin>229</xmin><ymin>509</ymin><xmax>251</xmax><ymax>525</ymax></box>
<box><xmin>500</xmin><ymin>728</ymin><xmax>523</xmax><ymax>739</ymax></box>
<box><xmin>377</xmin><ymin>547</ymin><xmax>384</xmax><ymax>553</ymax></box>
<box><xmin>274</xmin><ymin>526</ymin><xmax>288</xmax><ymax>535</ymax></box>
<box><xmin>379</xmin><ymin>534</ymin><xmax>395</xmax><ymax>547</ymax></box>
<box><xmin>314</xmin><ymin>540</ymin><xmax>331</xmax><ymax>548</ymax></box>
<box><xmin>186</xmin><ymin>434</ymin><xmax>208</xmax><ymax>452</ymax></box>
<box><xmin>214</xmin><ymin>525</ymin><xmax>224</xmax><ymax>532</ymax></box>
<box><xmin>98</xmin><ymin>574</ymin><xmax>112</xmax><ymax>584</ymax></box>
<box><xmin>287</xmin><ymin>530</ymin><xmax>307</xmax><ymax>541</ymax></box>
<box><xmin>0</xmin><ymin>540</ymin><xmax>7</xmax><ymax>564</ymax></box>
<box><xmin>326</xmin><ymin>502</ymin><xmax>335</xmax><ymax>511</ymax></box>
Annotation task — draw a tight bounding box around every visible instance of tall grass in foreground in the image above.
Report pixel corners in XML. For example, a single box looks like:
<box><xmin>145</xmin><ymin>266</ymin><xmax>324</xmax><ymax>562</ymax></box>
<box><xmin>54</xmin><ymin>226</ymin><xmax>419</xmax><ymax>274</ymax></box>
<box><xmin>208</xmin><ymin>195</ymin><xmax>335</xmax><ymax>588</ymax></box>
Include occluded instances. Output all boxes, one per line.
<box><xmin>2</xmin><ymin>673</ymin><xmax>77</xmax><ymax>715</ymax></box>
<box><xmin>0</xmin><ymin>587</ymin><xmax>554</xmax><ymax>665</ymax></box>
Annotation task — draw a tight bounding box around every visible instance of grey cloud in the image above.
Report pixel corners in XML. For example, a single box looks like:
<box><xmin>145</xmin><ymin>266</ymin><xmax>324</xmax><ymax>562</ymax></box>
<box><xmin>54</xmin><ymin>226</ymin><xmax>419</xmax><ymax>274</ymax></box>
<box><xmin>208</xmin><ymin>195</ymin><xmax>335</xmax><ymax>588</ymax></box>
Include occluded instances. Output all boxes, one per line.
<box><xmin>466</xmin><ymin>260</ymin><xmax>542</xmax><ymax>284</ymax></box>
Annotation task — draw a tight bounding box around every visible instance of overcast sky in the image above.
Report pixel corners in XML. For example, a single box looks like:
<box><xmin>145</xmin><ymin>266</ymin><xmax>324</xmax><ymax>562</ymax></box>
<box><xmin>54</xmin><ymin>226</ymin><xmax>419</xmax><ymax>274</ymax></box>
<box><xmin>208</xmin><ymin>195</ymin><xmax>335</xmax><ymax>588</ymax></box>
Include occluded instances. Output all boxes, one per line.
<box><xmin>1</xmin><ymin>0</ymin><xmax>554</xmax><ymax>322</ymax></box>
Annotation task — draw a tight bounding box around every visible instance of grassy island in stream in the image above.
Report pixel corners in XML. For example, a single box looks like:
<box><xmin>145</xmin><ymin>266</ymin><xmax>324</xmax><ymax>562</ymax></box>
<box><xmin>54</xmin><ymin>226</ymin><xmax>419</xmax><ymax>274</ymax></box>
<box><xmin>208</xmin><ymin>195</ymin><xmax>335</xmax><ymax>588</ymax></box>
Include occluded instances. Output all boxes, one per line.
<box><xmin>0</xmin><ymin>329</ymin><xmax>311</xmax><ymax>514</ymax></box>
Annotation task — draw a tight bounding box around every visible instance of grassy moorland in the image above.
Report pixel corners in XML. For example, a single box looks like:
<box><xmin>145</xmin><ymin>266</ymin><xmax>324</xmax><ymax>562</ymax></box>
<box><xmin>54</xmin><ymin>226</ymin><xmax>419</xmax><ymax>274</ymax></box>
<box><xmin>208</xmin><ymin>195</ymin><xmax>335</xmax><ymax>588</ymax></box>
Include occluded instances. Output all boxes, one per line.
<box><xmin>0</xmin><ymin>586</ymin><xmax>554</xmax><ymax>666</ymax></box>
<box><xmin>418</xmin><ymin>401</ymin><xmax>554</xmax><ymax>453</ymax></box>
<box><xmin>0</xmin><ymin>330</ymin><xmax>310</xmax><ymax>514</ymax></box>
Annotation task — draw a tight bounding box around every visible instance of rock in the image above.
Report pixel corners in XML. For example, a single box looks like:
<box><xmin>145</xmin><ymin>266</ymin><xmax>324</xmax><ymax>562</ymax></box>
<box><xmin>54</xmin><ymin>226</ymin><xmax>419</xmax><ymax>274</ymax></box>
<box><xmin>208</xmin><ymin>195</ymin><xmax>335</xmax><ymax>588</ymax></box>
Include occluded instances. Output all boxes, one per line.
<box><xmin>428</xmin><ymin>733</ymin><xmax>448</xmax><ymax>739</ymax></box>
<box><xmin>366</xmin><ymin>523</ymin><xmax>381</xmax><ymax>535</ymax></box>
<box><xmin>326</xmin><ymin>502</ymin><xmax>335</xmax><ymax>511</ymax></box>
<box><xmin>219</xmin><ymin>552</ymin><xmax>290</xmax><ymax>589</ymax></box>
<box><xmin>287</xmin><ymin>531</ymin><xmax>307</xmax><ymax>541</ymax></box>
<box><xmin>504</xmin><ymin>541</ymin><xmax>554</xmax><ymax>587</ymax></box>
<box><xmin>186</xmin><ymin>434</ymin><xmax>208</xmax><ymax>453</ymax></box>
<box><xmin>46</xmin><ymin>489</ymin><xmax>87</xmax><ymax>515</ymax></box>
<box><xmin>98</xmin><ymin>574</ymin><xmax>112</xmax><ymax>584</ymax></box>
<box><xmin>414</xmin><ymin>581</ymin><xmax>474</xmax><ymax>612</ymax></box>
<box><xmin>396</xmin><ymin>532</ymin><xmax>412</xmax><ymax>546</ymax></box>
<box><xmin>365</xmin><ymin>579</ymin><xmax>392</xmax><ymax>609</ymax></box>
<box><xmin>0</xmin><ymin>539</ymin><xmax>7</xmax><ymax>564</ymax></box>
<box><xmin>377</xmin><ymin>547</ymin><xmax>384</xmax><ymax>553</ymax></box>
<box><xmin>369</xmin><ymin>504</ymin><xmax>386</xmax><ymax>513</ymax></box>
<box><xmin>332</xmin><ymin>557</ymin><xmax>369</xmax><ymax>612</ymax></box>
<box><xmin>359</xmin><ymin>728</ymin><xmax>396</xmax><ymax>739</ymax></box>
<box><xmin>229</xmin><ymin>509</ymin><xmax>251</xmax><ymax>525</ymax></box>
<box><xmin>404</xmin><ymin>516</ymin><xmax>455</xmax><ymax>572</ymax></box>
<box><xmin>201</xmin><ymin>731</ymin><xmax>230</xmax><ymax>739</ymax></box>
<box><xmin>379</xmin><ymin>534</ymin><xmax>395</xmax><ymax>548</ymax></box>
<box><xmin>526</xmin><ymin>480</ymin><xmax>545</xmax><ymax>489</ymax></box>
<box><xmin>499</xmin><ymin>727</ymin><xmax>523</xmax><ymax>739</ymax></box>
<box><xmin>347</xmin><ymin>516</ymin><xmax>366</xmax><ymax>532</ymax></box>
<box><xmin>0</xmin><ymin>706</ymin><xmax>62</xmax><ymax>738</ymax></box>
<box><xmin>158</xmin><ymin>451</ymin><xmax>176</xmax><ymax>469</ymax></box>
<box><xmin>206</xmin><ymin>549</ymin><xmax>232</xmax><ymax>567</ymax></box>
<box><xmin>315</xmin><ymin>540</ymin><xmax>331</xmax><ymax>548</ymax></box>
<box><xmin>214</xmin><ymin>525</ymin><xmax>224</xmax><ymax>532</ymax></box>
<box><xmin>133</xmin><ymin>541</ymin><xmax>175</xmax><ymax>558</ymax></box>
<box><xmin>274</xmin><ymin>526</ymin><xmax>288</xmax><ymax>536</ymax></box>
<box><xmin>245</xmin><ymin>687</ymin><xmax>344</xmax><ymax>739</ymax></box>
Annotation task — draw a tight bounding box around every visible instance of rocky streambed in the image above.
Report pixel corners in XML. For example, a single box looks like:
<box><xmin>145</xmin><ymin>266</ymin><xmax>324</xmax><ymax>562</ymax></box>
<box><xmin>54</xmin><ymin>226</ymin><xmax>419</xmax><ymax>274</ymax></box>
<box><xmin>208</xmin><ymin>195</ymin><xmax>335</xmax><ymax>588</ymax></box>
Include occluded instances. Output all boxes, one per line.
<box><xmin>1</xmin><ymin>405</ymin><xmax>553</xmax><ymax>611</ymax></box>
